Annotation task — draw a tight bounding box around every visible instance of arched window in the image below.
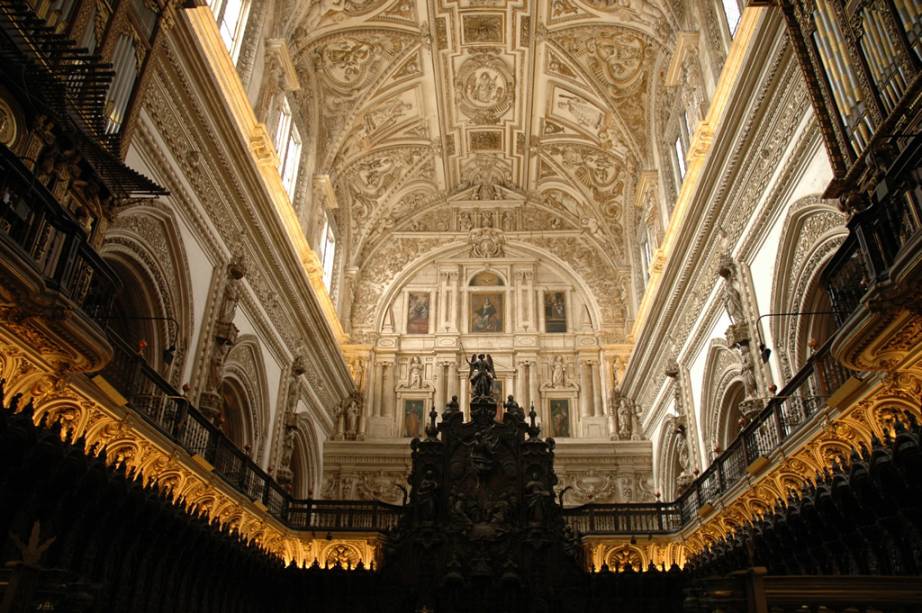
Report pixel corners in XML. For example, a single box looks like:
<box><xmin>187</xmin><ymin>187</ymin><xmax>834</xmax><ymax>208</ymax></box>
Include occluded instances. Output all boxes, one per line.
<box><xmin>209</xmin><ymin>0</ymin><xmax>250</xmax><ymax>62</ymax></box>
<box><xmin>319</xmin><ymin>212</ymin><xmax>337</xmax><ymax>292</ymax></box>
<box><xmin>719</xmin><ymin>0</ymin><xmax>743</xmax><ymax>37</ymax></box>
<box><xmin>273</xmin><ymin>96</ymin><xmax>302</xmax><ymax>200</ymax></box>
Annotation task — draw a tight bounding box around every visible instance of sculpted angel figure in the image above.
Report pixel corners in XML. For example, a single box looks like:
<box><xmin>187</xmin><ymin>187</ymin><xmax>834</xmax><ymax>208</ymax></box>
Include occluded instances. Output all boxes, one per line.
<box><xmin>467</xmin><ymin>353</ymin><xmax>495</xmax><ymax>399</ymax></box>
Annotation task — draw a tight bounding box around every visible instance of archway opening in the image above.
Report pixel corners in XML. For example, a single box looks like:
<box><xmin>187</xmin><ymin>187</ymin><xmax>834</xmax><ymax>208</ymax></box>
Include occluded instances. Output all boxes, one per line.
<box><xmin>717</xmin><ymin>382</ymin><xmax>746</xmax><ymax>452</ymax></box>
<box><xmin>220</xmin><ymin>377</ymin><xmax>250</xmax><ymax>453</ymax></box>
<box><xmin>105</xmin><ymin>258</ymin><xmax>163</xmax><ymax>362</ymax></box>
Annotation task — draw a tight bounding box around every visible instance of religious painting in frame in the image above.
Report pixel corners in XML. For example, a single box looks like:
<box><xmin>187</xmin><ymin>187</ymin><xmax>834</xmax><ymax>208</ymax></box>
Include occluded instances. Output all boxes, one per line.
<box><xmin>403</xmin><ymin>399</ymin><xmax>425</xmax><ymax>438</ymax></box>
<box><xmin>406</xmin><ymin>292</ymin><xmax>430</xmax><ymax>334</ymax></box>
<box><xmin>470</xmin><ymin>292</ymin><xmax>503</xmax><ymax>332</ymax></box>
<box><xmin>544</xmin><ymin>291</ymin><xmax>567</xmax><ymax>333</ymax></box>
<box><xmin>549</xmin><ymin>398</ymin><xmax>571</xmax><ymax>437</ymax></box>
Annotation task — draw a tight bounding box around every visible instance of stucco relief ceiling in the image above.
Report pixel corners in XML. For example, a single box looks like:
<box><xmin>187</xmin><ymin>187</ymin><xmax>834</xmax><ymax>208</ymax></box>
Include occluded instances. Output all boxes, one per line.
<box><xmin>286</xmin><ymin>0</ymin><xmax>677</xmax><ymax>339</ymax></box>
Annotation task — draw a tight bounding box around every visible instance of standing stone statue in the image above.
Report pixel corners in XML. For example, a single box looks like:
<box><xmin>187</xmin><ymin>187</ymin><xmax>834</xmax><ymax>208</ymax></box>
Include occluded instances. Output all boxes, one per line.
<box><xmin>718</xmin><ymin>256</ymin><xmax>746</xmax><ymax>325</ymax></box>
<box><xmin>618</xmin><ymin>397</ymin><xmax>632</xmax><ymax>440</ymax></box>
<box><xmin>738</xmin><ymin>345</ymin><xmax>759</xmax><ymax>399</ymax></box>
<box><xmin>551</xmin><ymin>355</ymin><xmax>567</xmax><ymax>388</ymax></box>
<box><xmin>630</xmin><ymin>404</ymin><xmax>643</xmax><ymax>441</ymax></box>
<box><xmin>408</xmin><ymin>356</ymin><xmax>424</xmax><ymax>388</ymax></box>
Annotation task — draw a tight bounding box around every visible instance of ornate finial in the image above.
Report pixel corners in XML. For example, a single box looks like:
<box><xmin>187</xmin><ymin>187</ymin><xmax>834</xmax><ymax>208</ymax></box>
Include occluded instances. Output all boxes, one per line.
<box><xmin>528</xmin><ymin>402</ymin><xmax>540</xmax><ymax>438</ymax></box>
<box><xmin>444</xmin><ymin>395</ymin><xmax>460</xmax><ymax>416</ymax></box>
<box><xmin>426</xmin><ymin>403</ymin><xmax>438</xmax><ymax>439</ymax></box>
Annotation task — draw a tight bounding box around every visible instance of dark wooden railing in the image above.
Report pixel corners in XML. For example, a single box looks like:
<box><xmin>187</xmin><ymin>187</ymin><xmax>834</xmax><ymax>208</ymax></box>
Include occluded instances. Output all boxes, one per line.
<box><xmin>0</xmin><ymin>145</ymin><xmax>120</xmax><ymax>320</ymax></box>
<box><xmin>562</xmin><ymin>502</ymin><xmax>682</xmax><ymax>535</ymax></box>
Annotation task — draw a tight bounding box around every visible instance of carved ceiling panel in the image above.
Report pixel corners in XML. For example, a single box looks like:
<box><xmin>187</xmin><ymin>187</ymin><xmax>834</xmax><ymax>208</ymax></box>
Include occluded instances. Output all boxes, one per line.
<box><xmin>286</xmin><ymin>0</ymin><xmax>676</xmax><ymax>334</ymax></box>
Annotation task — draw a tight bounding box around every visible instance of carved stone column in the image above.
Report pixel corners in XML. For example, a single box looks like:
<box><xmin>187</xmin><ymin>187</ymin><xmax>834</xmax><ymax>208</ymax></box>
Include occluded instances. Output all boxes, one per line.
<box><xmin>515</xmin><ymin>360</ymin><xmax>528</xmax><ymax>405</ymax></box>
<box><xmin>527</xmin><ymin>361</ymin><xmax>538</xmax><ymax>412</ymax></box>
<box><xmin>591</xmin><ymin>361</ymin><xmax>604</xmax><ymax>417</ymax></box>
<box><xmin>447</xmin><ymin>361</ymin><xmax>458</xmax><ymax>401</ymax></box>
<box><xmin>434</xmin><ymin>362</ymin><xmax>446</xmax><ymax>410</ymax></box>
<box><xmin>579</xmin><ymin>361</ymin><xmax>592</xmax><ymax>419</ymax></box>
<box><xmin>372</xmin><ymin>361</ymin><xmax>384</xmax><ymax>417</ymax></box>
<box><xmin>459</xmin><ymin>371</ymin><xmax>469</xmax><ymax>420</ymax></box>
<box><xmin>382</xmin><ymin>362</ymin><xmax>396</xmax><ymax>419</ymax></box>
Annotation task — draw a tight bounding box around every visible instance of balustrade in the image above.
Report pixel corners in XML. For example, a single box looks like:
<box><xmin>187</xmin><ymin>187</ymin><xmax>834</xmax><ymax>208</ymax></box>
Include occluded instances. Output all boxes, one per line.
<box><xmin>0</xmin><ymin>146</ymin><xmax>120</xmax><ymax>320</ymax></box>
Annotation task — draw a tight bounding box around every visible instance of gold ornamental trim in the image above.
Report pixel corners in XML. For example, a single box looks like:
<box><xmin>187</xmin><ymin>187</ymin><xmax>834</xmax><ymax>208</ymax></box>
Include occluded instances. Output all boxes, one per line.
<box><xmin>0</xmin><ymin>332</ymin><xmax>378</xmax><ymax>569</ymax></box>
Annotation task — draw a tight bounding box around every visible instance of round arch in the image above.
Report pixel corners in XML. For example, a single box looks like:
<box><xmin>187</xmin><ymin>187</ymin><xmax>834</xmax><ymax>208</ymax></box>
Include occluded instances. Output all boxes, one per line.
<box><xmin>291</xmin><ymin>403</ymin><xmax>323</xmax><ymax>498</ymax></box>
<box><xmin>101</xmin><ymin>205</ymin><xmax>195</xmax><ymax>385</ymax></box>
<box><xmin>769</xmin><ymin>196</ymin><xmax>846</xmax><ymax>379</ymax></box>
<box><xmin>700</xmin><ymin>339</ymin><xmax>746</xmax><ymax>453</ymax></box>
<box><xmin>655</xmin><ymin>416</ymin><xmax>687</xmax><ymax>501</ymax></box>
<box><xmin>361</xmin><ymin>241</ymin><xmax>607</xmax><ymax>335</ymax></box>
<box><xmin>222</xmin><ymin>336</ymin><xmax>271</xmax><ymax>457</ymax></box>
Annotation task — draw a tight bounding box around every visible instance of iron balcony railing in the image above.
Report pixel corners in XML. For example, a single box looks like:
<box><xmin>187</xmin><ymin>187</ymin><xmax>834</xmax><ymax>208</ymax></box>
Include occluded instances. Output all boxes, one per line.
<box><xmin>823</xmin><ymin>134</ymin><xmax>922</xmax><ymax>327</ymax></box>
<box><xmin>287</xmin><ymin>499</ymin><xmax>402</xmax><ymax>533</ymax></box>
<box><xmin>0</xmin><ymin>145</ymin><xmax>120</xmax><ymax>320</ymax></box>
<box><xmin>566</xmin><ymin>338</ymin><xmax>857</xmax><ymax>532</ymax></box>
<box><xmin>675</xmin><ymin>337</ymin><xmax>855</xmax><ymax>523</ymax></box>
<box><xmin>98</xmin><ymin>329</ymin><xmax>403</xmax><ymax>532</ymax></box>
<box><xmin>94</xmin><ymin>330</ymin><xmax>855</xmax><ymax>538</ymax></box>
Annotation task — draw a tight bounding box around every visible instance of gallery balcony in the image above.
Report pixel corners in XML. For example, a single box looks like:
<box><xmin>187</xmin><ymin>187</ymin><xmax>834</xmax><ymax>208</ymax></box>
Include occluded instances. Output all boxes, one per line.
<box><xmin>97</xmin><ymin>327</ymin><xmax>403</xmax><ymax>533</ymax></box>
<box><xmin>0</xmin><ymin>144</ymin><xmax>119</xmax><ymax>372</ymax></box>
<box><xmin>566</xmin><ymin>337</ymin><xmax>859</xmax><ymax>535</ymax></box>
<box><xmin>821</xmin><ymin>132</ymin><xmax>922</xmax><ymax>371</ymax></box>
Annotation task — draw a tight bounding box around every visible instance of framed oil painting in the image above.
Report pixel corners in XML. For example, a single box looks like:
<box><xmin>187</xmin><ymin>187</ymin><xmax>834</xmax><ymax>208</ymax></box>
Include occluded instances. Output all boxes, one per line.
<box><xmin>406</xmin><ymin>292</ymin><xmax>430</xmax><ymax>334</ymax></box>
<box><xmin>549</xmin><ymin>399</ymin><xmax>571</xmax><ymax>437</ymax></box>
<box><xmin>403</xmin><ymin>399</ymin><xmax>424</xmax><ymax>438</ymax></box>
<box><xmin>470</xmin><ymin>292</ymin><xmax>503</xmax><ymax>332</ymax></box>
<box><xmin>544</xmin><ymin>291</ymin><xmax>567</xmax><ymax>333</ymax></box>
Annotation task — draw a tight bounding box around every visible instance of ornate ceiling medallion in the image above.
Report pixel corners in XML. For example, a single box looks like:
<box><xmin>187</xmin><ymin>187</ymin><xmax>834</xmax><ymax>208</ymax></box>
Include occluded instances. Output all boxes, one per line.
<box><xmin>455</xmin><ymin>51</ymin><xmax>514</xmax><ymax>124</ymax></box>
<box><xmin>315</xmin><ymin>37</ymin><xmax>381</xmax><ymax>93</ymax></box>
<box><xmin>586</xmin><ymin>31</ymin><xmax>647</xmax><ymax>90</ymax></box>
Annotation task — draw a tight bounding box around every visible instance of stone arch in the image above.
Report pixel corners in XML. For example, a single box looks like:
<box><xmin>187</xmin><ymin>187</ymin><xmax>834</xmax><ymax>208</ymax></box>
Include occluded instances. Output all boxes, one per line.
<box><xmin>605</xmin><ymin>544</ymin><xmax>645</xmax><ymax>571</ymax></box>
<box><xmin>365</xmin><ymin>241</ymin><xmax>606</xmax><ymax>336</ymax></box>
<box><xmin>700</xmin><ymin>339</ymin><xmax>745</xmax><ymax>453</ymax></box>
<box><xmin>291</xmin><ymin>404</ymin><xmax>323</xmax><ymax>497</ymax></box>
<box><xmin>101</xmin><ymin>205</ymin><xmax>195</xmax><ymax>386</ymax></box>
<box><xmin>222</xmin><ymin>335</ymin><xmax>271</xmax><ymax>457</ymax></box>
<box><xmin>769</xmin><ymin>196</ymin><xmax>846</xmax><ymax>379</ymax></box>
<box><xmin>655</xmin><ymin>416</ymin><xmax>687</xmax><ymax>501</ymax></box>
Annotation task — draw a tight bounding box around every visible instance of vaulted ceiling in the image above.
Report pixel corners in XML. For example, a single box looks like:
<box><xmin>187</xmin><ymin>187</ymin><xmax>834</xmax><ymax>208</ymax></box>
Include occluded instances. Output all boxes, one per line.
<box><xmin>284</xmin><ymin>0</ymin><xmax>679</xmax><ymax>341</ymax></box>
